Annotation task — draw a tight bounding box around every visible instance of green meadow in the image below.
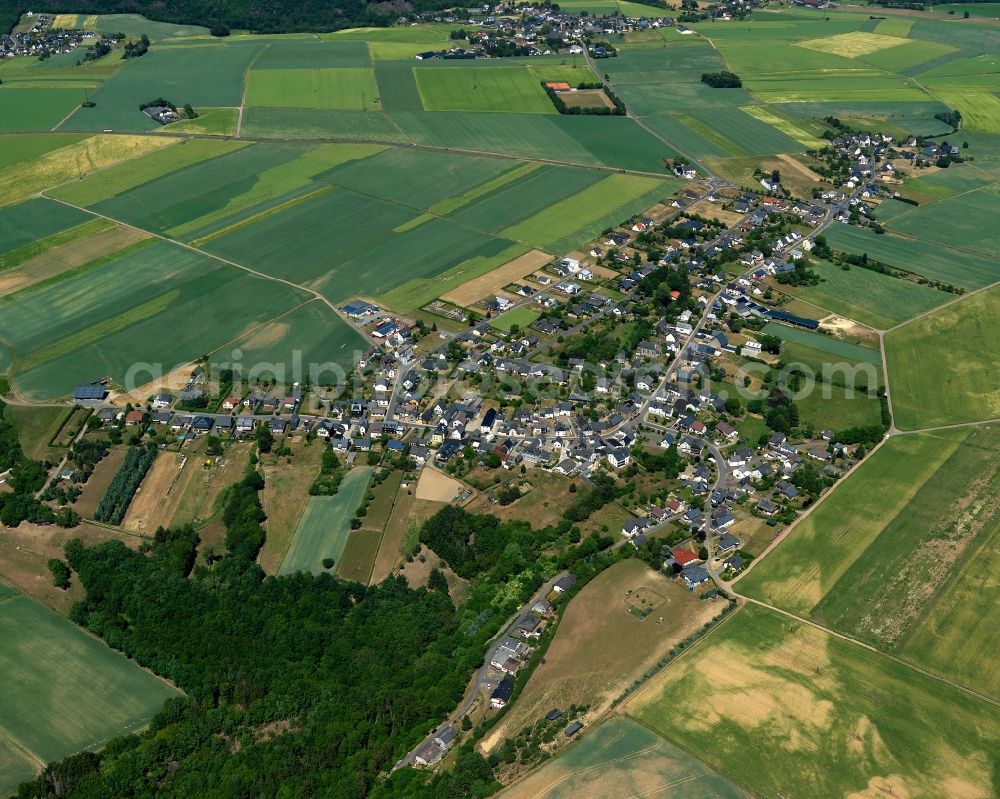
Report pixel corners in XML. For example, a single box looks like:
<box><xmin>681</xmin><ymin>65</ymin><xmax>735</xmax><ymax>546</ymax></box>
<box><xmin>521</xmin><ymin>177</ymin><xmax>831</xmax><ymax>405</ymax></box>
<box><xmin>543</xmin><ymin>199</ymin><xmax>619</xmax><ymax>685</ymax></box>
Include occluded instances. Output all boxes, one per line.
<box><xmin>885</xmin><ymin>284</ymin><xmax>1000</xmax><ymax>430</ymax></box>
<box><xmin>279</xmin><ymin>467</ymin><xmax>374</xmax><ymax>576</ymax></box>
<box><xmin>0</xmin><ymin>586</ymin><xmax>181</xmax><ymax>796</ymax></box>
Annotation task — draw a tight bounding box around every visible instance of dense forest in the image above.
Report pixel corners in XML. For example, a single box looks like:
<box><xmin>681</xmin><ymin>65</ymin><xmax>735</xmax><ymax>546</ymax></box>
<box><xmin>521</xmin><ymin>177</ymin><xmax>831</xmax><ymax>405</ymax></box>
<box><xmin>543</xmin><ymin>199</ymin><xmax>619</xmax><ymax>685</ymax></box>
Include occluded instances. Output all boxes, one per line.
<box><xmin>18</xmin><ymin>462</ymin><xmax>622</xmax><ymax>798</ymax></box>
<box><xmin>1</xmin><ymin>0</ymin><xmax>454</xmax><ymax>35</ymax></box>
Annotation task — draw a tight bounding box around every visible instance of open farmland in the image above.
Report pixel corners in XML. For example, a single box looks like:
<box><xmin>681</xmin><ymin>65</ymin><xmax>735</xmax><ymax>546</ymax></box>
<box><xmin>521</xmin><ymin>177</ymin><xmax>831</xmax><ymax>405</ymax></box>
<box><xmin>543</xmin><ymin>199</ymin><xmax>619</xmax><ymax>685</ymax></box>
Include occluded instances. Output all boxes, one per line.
<box><xmin>0</xmin><ymin>240</ymin><xmax>323</xmax><ymax>400</ymax></box>
<box><xmin>737</xmin><ymin>422</ymin><xmax>1000</xmax><ymax>701</ymax></box>
<box><xmin>0</xmin><ymin>585</ymin><xmax>181</xmax><ymax>796</ymax></box>
<box><xmin>627</xmin><ymin>604</ymin><xmax>1000</xmax><ymax>799</ymax></box>
<box><xmin>885</xmin><ymin>284</ymin><xmax>1000</xmax><ymax>429</ymax></box>
<box><xmin>246</xmin><ymin>67</ymin><xmax>379</xmax><ymax>110</ymax></box>
<box><xmin>414</xmin><ymin>65</ymin><xmax>587</xmax><ymax>114</ymax></box>
<box><xmin>60</xmin><ymin>43</ymin><xmax>263</xmax><ymax>132</ymax></box>
<box><xmin>825</xmin><ymin>215</ymin><xmax>998</xmax><ymax>289</ymax></box>
<box><xmin>278</xmin><ymin>467</ymin><xmax>373</xmax><ymax>576</ymax></box>
<box><xmin>791</xmin><ymin>259</ymin><xmax>952</xmax><ymax>329</ymax></box>
<box><xmin>484</xmin><ymin>560</ymin><xmax>726</xmax><ymax>753</ymax></box>
<box><xmin>501</xmin><ymin>717</ymin><xmax>748</xmax><ymax>799</ymax></box>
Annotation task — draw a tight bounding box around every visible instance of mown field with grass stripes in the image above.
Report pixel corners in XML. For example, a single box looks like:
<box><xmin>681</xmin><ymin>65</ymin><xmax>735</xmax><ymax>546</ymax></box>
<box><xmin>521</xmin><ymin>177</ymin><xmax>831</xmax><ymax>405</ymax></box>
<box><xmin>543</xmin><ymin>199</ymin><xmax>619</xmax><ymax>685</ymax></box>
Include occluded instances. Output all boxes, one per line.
<box><xmin>0</xmin><ymin>585</ymin><xmax>181</xmax><ymax>796</ymax></box>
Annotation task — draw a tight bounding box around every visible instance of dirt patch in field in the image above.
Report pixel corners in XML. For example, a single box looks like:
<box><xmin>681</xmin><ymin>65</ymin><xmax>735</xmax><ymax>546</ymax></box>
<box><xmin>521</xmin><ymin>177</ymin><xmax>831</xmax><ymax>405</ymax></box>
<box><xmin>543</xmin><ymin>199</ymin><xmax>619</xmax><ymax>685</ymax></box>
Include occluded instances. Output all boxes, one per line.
<box><xmin>122</xmin><ymin>451</ymin><xmax>195</xmax><ymax>533</ymax></box>
<box><xmin>482</xmin><ymin>560</ymin><xmax>724</xmax><ymax>754</ymax></box>
<box><xmin>415</xmin><ymin>466</ymin><xmax>467</xmax><ymax>502</ymax></box>
<box><xmin>687</xmin><ymin>199</ymin><xmax>745</xmax><ymax>227</ymax></box>
<box><xmin>820</xmin><ymin>315</ymin><xmax>881</xmax><ymax>345</ymax></box>
<box><xmin>237</xmin><ymin>320</ymin><xmax>290</xmax><ymax>351</ymax></box>
<box><xmin>112</xmin><ymin>362</ymin><xmax>198</xmax><ymax>406</ymax></box>
<box><xmin>400</xmin><ymin>543</ymin><xmax>467</xmax><ymax>599</ymax></box>
<box><xmin>441</xmin><ymin>250</ymin><xmax>552</xmax><ymax>307</ymax></box>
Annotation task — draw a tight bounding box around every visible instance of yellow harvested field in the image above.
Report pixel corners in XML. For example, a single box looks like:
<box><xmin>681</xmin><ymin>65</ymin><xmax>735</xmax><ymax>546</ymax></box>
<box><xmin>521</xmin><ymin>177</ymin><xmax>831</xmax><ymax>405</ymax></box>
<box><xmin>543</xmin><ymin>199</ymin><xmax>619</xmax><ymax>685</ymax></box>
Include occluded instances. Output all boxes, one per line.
<box><xmin>440</xmin><ymin>249</ymin><xmax>552</xmax><ymax>307</ymax></box>
<box><xmin>414</xmin><ymin>466</ymin><xmax>467</xmax><ymax>502</ymax></box>
<box><xmin>51</xmin><ymin>13</ymin><xmax>81</xmax><ymax>28</ymax></box>
<box><xmin>797</xmin><ymin>32</ymin><xmax>909</xmax><ymax>58</ymax></box>
<box><xmin>686</xmin><ymin>200</ymin><xmax>745</xmax><ymax>227</ymax></box>
<box><xmin>122</xmin><ymin>451</ymin><xmax>197</xmax><ymax>534</ymax></box>
<box><xmin>0</xmin><ymin>135</ymin><xmax>178</xmax><ymax>207</ymax></box>
<box><xmin>0</xmin><ymin>225</ymin><xmax>149</xmax><ymax>298</ymax></box>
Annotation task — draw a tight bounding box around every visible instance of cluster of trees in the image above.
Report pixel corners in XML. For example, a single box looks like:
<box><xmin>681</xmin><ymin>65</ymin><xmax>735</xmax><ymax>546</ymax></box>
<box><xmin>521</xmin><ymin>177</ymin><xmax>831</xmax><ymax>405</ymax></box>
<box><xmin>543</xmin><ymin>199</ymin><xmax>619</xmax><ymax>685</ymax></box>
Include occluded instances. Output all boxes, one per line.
<box><xmin>700</xmin><ymin>70</ymin><xmax>742</xmax><ymax>88</ymax></box>
<box><xmin>562</xmin><ymin>471</ymin><xmax>623</xmax><ymax>522</ymax></box>
<box><xmin>94</xmin><ymin>444</ymin><xmax>157</xmax><ymax>524</ymax></box>
<box><xmin>631</xmin><ymin>443</ymin><xmax>684</xmax><ymax>481</ymax></box>
<box><xmin>935</xmin><ymin>108</ymin><xmax>962</xmax><ymax>130</ymax></box>
<box><xmin>123</xmin><ymin>33</ymin><xmax>149</xmax><ymax>58</ymax></box>
<box><xmin>20</xmin><ymin>482</ymin><xmax>638</xmax><ymax>799</ymax></box>
<box><xmin>7</xmin><ymin>0</ymin><xmax>461</xmax><ymax>35</ymax></box>
<box><xmin>310</xmin><ymin>448</ymin><xmax>344</xmax><ymax>495</ymax></box>
<box><xmin>775</xmin><ymin>259</ymin><xmax>821</xmax><ymax>287</ymax></box>
<box><xmin>0</xmin><ymin>401</ymin><xmax>79</xmax><ymax>528</ymax></box>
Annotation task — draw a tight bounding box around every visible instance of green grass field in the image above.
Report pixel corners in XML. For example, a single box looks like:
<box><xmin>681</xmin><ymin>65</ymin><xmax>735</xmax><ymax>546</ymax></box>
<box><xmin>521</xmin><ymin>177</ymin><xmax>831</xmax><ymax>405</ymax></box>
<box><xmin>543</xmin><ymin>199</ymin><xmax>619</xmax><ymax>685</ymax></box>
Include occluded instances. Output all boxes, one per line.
<box><xmin>507</xmin><ymin>717</ymin><xmax>749</xmax><ymax>799</ymax></box>
<box><xmin>0</xmin><ymin>198</ymin><xmax>92</xmax><ymax>254</ymax></box>
<box><xmin>0</xmin><ymin>88</ymin><xmax>85</xmax><ymax>132</ymax></box>
<box><xmin>336</xmin><ymin>529</ymin><xmax>383</xmax><ymax>584</ymax></box>
<box><xmin>884</xmin><ymin>185</ymin><xmax>1000</xmax><ymax>258</ymax></box>
<box><xmin>4</xmin><ymin>404</ymin><xmax>75</xmax><ymax>460</ymax></box>
<box><xmin>246</xmin><ymin>67</ymin><xmax>379</xmax><ymax>110</ymax></box>
<box><xmin>492</xmin><ymin>306</ymin><xmax>540</xmax><ymax>333</ymax></box>
<box><xmin>825</xmin><ymin>215</ymin><xmax>998</xmax><ymax>289</ymax></box>
<box><xmin>794</xmin><ymin>260</ymin><xmax>951</xmax><ymax>328</ymax></box>
<box><xmin>278</xmin><ymin>467</ymin><xmax>373</xmax><ymax>576</ymax></box>
<box><xmin>0</xmin><ymin>587</ymin><xmax>181</xmax><ymax>796</ymax></box>
<box><xmin>627</xmin><ymin>604</ymin><xmax>1000</xmax><ymax>799</ymax></box>
<box><xmin>415</xmin><ymin>66</ymin><xmax>553</xmax><ymax>114</ymax></box>
<box><xmin>885</xmin><ymin>285</ymin><xmax>1000</xmax><ymax>430</ymax></box>
<box><xmin>795</xmin><ymin>390</ymin><xmax>882</xmax><ymax>432</ymax></box>
<box><xmin>500</xmin><ymin>173</ymin><xmax>673</xmax><ymax>253</ymax></box>
<box><xmin>0</xmin><ymin>133</ymin><xmax>87</xmax><ymax>171</ymax></box>
<box><xmin>60</xmin><ymin>44</ymin><xmax>262</xmax><ymax>132</ymax></box>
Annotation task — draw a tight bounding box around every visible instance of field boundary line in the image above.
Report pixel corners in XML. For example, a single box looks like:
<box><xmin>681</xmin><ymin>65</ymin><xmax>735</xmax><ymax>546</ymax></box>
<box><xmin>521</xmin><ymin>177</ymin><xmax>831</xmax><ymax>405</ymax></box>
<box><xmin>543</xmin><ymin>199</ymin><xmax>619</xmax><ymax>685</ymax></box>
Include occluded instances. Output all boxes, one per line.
<box><xmin>237</xmin><ymin>42</ymin><xmax>269</xmax><ymax>137</ymax></box>
<box><xmin>895</xmin><ymin>417</ymin><xmax>1000</xmax><ymax>435</ymax></box>
<box><xmin>40</xmin><ymin>195</ymin><xmax>344</xmax><ymax>315</ymax></box>
<box><xmin>368</xmin><ymin>52</ymin><xmax>415</xmax><ymax>144</ymax></box>
<box><xmin>884</xmin><ymin>275</ymin><xmax>1000</xmax><ymax>333</ymax></box>
<box><xmin>0</xmin><ymin>723</ymin><xmax>46</xmax><ymax>770</ymax></box>
<box><xmin>740</xmin><ymin>596</ymin><xmax>1000</xmax><ymax>710</ymax></box>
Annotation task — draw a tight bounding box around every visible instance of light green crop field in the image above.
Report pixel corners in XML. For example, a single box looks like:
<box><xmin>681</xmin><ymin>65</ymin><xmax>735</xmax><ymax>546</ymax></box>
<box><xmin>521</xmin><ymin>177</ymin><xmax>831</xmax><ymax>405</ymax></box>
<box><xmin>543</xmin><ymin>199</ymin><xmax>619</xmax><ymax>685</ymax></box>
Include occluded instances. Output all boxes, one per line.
<box><xmin>824</xmin><ymin>224</ymin><xmax>998</xmax><ymax>289</ymax></box>
<box><xmin>278</xmin><ymin>467</ymin><xmax>374</xmax><ymax>576</ymax></box>
<box><xmin>500</xmin><ymin>173</ymin><xmax>673</xmax><ymax>253</ymax></box>
<box><xmin>627</xmin><ymin>604</ymin><xmax>1000</xmax><ymax>799</ymax></box>
<box><xmin>246</xmin><ymin>67</ymin><xmax>379</xmax><ymax>110</ymax></box>
<box><xmin>505</xmin><ymin>716</ymin><xmax>749</xmax><ymax>799</ymax></box>
<box><xmin>414</xmin><ymin>66</ymin><xmax>561</xmax><ymax>114</ymax></box>
<box><xmin>240</xmin><ymin>107</ymin><xmax>409</xmax><ymax>141</ymax></box>
<box><xmin>885</xmin><ymin>284</ymin><xmax>1000</xmax><ymax>430</ymax></box>
<box><xmin>492</xmin><ymin>306</ymin><xmax>539</xmax><ymax>333</ymax></box>
<box><xmin>794</xmin><ymin>260</ymin><xmax>952</xmax><ymax>329</ymax></box>
<box><xmin>738</xmin><ymin>424</ymin><xmax>1000</xmax><ymax>701</ymax></box>
<box><xmin>0</xmin><ymin>240</ymin><xmax>315</xmax><ymax>400</ymax></box>
<box><xmin>49</xmin><ymin>138</ymin><xmax>246</xmax><ymax>206</ymax></box>
<box><xmin>795</xmin><ymin>391</ymin><xmax>882</xmax><ymax>432</ymax></box>
<box><xmin>0</xmin><ymin>587</ymin><xmax>181</xmax><ymax>796</ymax></box>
